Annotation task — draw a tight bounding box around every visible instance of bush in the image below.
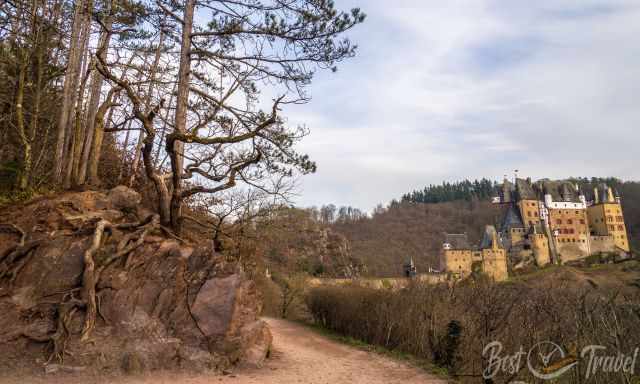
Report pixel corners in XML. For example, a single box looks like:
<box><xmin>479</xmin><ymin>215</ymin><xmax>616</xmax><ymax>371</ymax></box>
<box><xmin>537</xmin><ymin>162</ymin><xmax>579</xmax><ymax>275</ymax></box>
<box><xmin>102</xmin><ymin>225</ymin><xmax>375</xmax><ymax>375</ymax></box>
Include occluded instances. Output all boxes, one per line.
<box><xmin>306</xmin><ymin>280</ymin><xmax>640</xmax><ymax>383</ymax></box>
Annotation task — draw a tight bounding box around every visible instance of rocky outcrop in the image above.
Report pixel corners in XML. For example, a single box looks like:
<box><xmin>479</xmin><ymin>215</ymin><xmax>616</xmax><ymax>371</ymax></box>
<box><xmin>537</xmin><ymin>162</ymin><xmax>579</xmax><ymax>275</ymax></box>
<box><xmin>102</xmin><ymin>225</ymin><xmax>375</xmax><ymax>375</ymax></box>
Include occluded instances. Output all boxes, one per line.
<box><xmin>261</xmin><ymin>216</ymin><xmax>366</xmax><ymax>278</ymax></box>
<box><xmin>191</xmin><ymin>274</ymin><xmax>271</xmax><ymax>367</ymax></box>
<box><xmin>0</xmin><ymin>187</ymin><xmax>270</xmax><ymax>374</ymax></box>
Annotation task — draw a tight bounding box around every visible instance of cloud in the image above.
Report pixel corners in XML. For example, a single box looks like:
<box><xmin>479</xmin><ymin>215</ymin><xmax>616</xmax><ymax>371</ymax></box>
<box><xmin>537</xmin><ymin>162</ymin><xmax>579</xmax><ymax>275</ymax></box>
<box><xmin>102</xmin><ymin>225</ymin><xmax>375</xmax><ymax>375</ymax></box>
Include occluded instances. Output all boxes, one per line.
<box><xmin>283</xmin><ymin>0</ymin><xmax>640</xmax><ymax>210</ymax></box>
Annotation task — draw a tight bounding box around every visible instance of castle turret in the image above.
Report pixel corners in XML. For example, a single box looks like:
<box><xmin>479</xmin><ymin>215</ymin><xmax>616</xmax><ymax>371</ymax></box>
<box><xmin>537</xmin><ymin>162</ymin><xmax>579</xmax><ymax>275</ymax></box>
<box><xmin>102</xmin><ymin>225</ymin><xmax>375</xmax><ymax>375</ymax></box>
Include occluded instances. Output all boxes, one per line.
<box><xmin>607</xmin><ymin>187</ymin><xmax>615</xmax><ymax>203</ymax></box>
<box><xmin>594</xmin><ymin>187</ymin><xmax>599</xmax><ymax>204</ymax></box>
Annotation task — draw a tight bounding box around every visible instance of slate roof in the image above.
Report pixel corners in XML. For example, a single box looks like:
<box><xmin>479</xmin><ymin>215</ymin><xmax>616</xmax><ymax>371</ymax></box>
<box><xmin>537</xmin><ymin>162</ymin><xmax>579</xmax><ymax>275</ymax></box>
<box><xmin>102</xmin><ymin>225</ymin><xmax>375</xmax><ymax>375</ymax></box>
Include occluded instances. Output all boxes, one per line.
<box><xmin>500</xmin><ymin>204</ymin><xmax>524</xmax><ymax>232</ymax></box>
<box><xmin>444</xmin><ymin>233</ymin><xmax>470</xmax><ymax>250</ymax></box>
<box><xmin>539</xmin><ymin>180</ymin><xmax>581</xmax><ymax>202</ymax></box>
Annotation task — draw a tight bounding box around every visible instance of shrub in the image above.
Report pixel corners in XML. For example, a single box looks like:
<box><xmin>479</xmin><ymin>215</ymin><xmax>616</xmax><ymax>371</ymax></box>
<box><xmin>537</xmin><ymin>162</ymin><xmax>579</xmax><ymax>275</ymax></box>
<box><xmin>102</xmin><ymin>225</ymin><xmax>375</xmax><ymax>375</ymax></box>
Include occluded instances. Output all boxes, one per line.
<box><xmin>306</xmin><ymin>279</ymin><xmax>640</xmax><ymax>383</ymax></box>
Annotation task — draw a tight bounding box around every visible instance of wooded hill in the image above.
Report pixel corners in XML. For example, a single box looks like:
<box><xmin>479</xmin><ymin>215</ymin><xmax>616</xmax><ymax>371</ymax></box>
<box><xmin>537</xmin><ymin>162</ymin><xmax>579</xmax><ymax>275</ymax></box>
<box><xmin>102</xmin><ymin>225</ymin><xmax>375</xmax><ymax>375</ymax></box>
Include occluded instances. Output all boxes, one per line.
<box><xmin>332</xmin><ymin>200</ymin><xmax>506</xmax><ymax>277</ymax></box>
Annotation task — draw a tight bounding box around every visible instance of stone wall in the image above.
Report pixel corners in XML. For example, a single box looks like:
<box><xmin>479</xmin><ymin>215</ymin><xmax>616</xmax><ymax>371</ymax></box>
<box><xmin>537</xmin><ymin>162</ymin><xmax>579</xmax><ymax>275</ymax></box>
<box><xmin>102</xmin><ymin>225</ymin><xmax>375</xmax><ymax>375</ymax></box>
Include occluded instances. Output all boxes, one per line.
<box><xmin>556</xmin><ymin>240</ymin><xmax>590</xmax><ymax>264</ymax></box>
<box><xmin>590</xmin><ymin>235</ymin><xmax>616</xmax><ymax>254</ymax></box>
<box><xmin>481</xmin><ymin>248</ymin><xmax>508</xmax><ymax>282</ymax></box>
<box><xmin>441</xmin><ymin>249</ymin><xmax>473</xmax><ymax>279</ymax></box>
<box><xmin>307</xmin><ymin>273</ymin><xmax>447</xmax><ymax>291</ymax></box>
<box><xmin>531</xmin><ymin>233</ymin><xmax>551</xmax><ymax>266</ymax></box>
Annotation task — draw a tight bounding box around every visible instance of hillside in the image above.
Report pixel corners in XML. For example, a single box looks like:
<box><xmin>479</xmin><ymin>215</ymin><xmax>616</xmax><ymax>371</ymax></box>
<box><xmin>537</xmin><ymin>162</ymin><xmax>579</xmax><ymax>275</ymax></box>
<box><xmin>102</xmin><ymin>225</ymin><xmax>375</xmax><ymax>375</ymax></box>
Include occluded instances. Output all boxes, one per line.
<box><xmin>331</xmin><ymin>200</ymin><xmax>506</xmax><ymax>277</ymax></box>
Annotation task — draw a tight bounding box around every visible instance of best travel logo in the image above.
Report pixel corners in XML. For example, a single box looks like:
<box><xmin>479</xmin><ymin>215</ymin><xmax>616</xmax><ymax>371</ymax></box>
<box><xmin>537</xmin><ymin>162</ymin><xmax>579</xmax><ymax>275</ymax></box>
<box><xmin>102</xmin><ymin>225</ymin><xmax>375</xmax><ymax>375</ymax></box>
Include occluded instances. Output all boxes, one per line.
<box><xmin>483</xmin><ymin>340</ymin><xmax>639</xmax><ymax>381</ymax></box>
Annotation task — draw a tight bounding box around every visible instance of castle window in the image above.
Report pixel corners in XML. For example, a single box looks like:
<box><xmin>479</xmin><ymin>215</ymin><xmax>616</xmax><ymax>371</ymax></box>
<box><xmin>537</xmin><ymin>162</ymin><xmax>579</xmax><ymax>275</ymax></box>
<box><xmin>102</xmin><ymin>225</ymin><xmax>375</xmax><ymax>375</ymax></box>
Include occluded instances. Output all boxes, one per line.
<box><xmin>534</xmin><ymin>212</ymin><xmax>538</xmax><ymax>217</ymax></box>
<box><xmin>567</xmin><ymin>219</ymin><xmax>573</xmax><ymax>225</ymax></box>
<box><xmin>618</xmin><ymin>225</ymin><xmax>624</xmax><ymax>231</ymax></box>
<box><xmin>569</xmin><ymin>228</ymin><xmax>575</xmax><ymax>234</ymax></box>
<box><xmin>556</xmin><ymin>219</ymin><xmax>562</xmax><ymax>224</ymax></box>
<box><xmin>580</xmin><ymin>219</ymin><xmax>585</xmax><ymax>224</ymax></box>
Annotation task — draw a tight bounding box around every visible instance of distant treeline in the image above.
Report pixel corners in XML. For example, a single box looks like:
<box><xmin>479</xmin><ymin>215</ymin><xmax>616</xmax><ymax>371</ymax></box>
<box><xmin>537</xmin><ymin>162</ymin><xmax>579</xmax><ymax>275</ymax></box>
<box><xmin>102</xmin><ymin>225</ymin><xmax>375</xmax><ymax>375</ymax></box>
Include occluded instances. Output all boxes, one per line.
<box><xmin>401</xmin><ymin>178</ymin><xmax>499</xmax><ymax>204</ymax></box>
<box><xmin>401</xmin><ymin>177</ymin><xmax>634</xmax><ymax>204</ymax></box>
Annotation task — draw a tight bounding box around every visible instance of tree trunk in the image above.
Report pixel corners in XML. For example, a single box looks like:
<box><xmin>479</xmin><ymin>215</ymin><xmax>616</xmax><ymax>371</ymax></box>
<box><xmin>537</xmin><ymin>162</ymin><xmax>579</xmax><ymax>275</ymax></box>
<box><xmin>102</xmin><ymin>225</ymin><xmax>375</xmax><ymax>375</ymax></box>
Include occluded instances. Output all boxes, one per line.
<box><xmin>15</xmin><ymin>60</ymin><xmax>30</xmax><ymax>190</ymax></box>
<box><xmin>78</xmin><ymin>13</ymin><xmax>113</xmax><ymax>185</ymax></box>
<box><xmin>170</xmin><ymin>0</ymin><xmax>195</xmax><ymax>231</ymax></box>
<box><xmin>153</xmin><ymin>83</ymin><xmax>176</xmax><ymax>167</ymax></box>
<box><xmin>87</xmin><ymin>87</ymin><xmax>118</xmax><ymax>186</ymax></box>
<box><xmin>128</xmin><ymin>29</ymin><xmax>165</xmax><ymax>188</ymax></box>
<box><xmin>64</xmin><ymin>38</ymin><xmax>91</xmax><ymax>189</ymax></box>
<box><xmin>53</xmin><ymin>0</ymin><xmax>86</xmax><ymax>181</ymax></box>
<box><xmin>117</xmin><ymin>117</ymin><xmax>132</xmax><ymax>182</ymax></box>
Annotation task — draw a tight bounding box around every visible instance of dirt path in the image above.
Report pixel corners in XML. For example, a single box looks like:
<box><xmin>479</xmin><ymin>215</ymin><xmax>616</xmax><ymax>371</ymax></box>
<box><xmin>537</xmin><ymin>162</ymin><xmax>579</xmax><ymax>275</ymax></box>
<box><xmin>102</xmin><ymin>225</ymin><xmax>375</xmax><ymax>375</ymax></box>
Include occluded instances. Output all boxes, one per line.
<box><xmin>2</xmin><ymin>318</ymin><xmax>447</xmax><ymax>384</ymax></box>
<box><xmin>215</xmin><ymin>318</ymin><xmax>448</xmax><ymax>384</ymax></box>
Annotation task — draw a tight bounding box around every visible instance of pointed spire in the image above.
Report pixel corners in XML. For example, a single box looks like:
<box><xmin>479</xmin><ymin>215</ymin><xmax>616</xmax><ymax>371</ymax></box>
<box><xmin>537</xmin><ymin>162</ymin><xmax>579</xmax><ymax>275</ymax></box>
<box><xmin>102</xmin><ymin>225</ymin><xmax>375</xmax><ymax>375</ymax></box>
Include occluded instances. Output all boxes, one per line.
<box><xmin>607</xmin><ymin>187</ymin><xmax>615</xmax><ymax>203</ymax></box>
<box><xmin>594</xmin><ymin>187</ymin><xmax>599</xmax><ymax>204</ymax></box>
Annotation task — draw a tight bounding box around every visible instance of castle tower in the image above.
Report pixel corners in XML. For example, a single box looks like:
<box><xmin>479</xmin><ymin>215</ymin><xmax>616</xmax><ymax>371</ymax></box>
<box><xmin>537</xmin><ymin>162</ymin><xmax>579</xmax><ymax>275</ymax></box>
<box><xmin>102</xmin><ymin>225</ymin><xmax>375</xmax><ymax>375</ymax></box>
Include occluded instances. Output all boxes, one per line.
<box><xmin>587</xmin><ymin>184</ymin><xmax>630</xmax><ymax>252</ymax></box>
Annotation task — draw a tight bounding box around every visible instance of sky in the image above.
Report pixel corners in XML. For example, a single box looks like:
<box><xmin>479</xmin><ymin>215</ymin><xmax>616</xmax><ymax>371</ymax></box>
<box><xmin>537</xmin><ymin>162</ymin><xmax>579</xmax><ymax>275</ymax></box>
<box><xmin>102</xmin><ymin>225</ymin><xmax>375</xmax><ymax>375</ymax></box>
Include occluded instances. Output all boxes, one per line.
<box><xmin>280</xmin><ymin>0</ymin><xmax>640</xmax><ymax>211</ymax></box>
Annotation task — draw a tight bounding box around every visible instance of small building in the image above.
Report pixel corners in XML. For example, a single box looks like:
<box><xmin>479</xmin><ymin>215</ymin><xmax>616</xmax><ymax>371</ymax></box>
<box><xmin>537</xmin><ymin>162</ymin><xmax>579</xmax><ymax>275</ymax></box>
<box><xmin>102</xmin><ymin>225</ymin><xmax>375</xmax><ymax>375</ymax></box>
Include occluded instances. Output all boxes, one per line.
<box><xmin>440</xmin><ymin>227</ymin><xmax>508</xmax><ymax>282</ymax></box>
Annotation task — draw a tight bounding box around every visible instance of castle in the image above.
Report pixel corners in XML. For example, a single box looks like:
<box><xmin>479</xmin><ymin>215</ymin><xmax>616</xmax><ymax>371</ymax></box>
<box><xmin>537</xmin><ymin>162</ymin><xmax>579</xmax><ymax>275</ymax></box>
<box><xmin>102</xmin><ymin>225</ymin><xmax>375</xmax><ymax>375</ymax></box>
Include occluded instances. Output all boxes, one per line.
<box><xmin>440</xmin><ymin>177</ymin><xmax>631</xmax><ymax>282</ymax></box>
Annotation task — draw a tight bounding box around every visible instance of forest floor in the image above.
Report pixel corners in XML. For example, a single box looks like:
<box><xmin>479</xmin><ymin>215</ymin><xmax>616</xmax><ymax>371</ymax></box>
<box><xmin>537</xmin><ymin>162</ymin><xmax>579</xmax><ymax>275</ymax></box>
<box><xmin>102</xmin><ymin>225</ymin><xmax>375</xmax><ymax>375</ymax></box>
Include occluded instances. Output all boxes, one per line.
<box><xmin>0</xmin><ymin>318</ymin><xmax>448</xmax><ymax>384</ymax></box>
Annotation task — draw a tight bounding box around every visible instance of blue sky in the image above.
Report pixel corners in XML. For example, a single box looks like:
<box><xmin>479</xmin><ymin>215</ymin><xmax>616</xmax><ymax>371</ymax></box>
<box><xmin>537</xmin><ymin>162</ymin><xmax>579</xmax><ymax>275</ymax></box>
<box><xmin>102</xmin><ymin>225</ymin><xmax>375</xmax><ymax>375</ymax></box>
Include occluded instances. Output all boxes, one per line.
<box><xmin>280</xmin><ymin>0</ymin><xmax>640</xmax><ymax>210</ymax></box>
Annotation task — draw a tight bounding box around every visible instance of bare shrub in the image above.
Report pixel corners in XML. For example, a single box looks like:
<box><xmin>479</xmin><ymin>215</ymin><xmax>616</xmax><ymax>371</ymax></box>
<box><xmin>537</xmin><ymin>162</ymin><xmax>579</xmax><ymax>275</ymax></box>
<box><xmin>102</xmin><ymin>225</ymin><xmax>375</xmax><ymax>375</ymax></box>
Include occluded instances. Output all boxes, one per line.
<box><xmin>307</xmin><ymin>278</ymin><xmax>640</xmax><ymax>383</ymax></box>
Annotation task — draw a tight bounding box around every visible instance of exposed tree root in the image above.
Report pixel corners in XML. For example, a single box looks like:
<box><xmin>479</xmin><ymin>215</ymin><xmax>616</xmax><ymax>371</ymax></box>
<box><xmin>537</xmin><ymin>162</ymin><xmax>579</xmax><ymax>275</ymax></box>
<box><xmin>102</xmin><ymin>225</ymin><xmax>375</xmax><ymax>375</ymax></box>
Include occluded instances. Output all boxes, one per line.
<box><xmin>160</xmin><ymin>225</ymin><xmax>187</xmax><ymax>243</ymax></box>
<box><xmin>1</xmin><ymin>213</ymin><xmax>164</xmax><ymax>361</ymax></box>
<box><xmin>80</xmin><ymin>214</ymin><xmax>160</xmax><ymax>341</ymax></box>
<box><xmin>0</xmin><ymin>224</ymin><xmax>26</xmax><ymax>245</ymax></box>
<box><xmin>49</xmin><ymin>295</ymin><xmax>84</xmax><ymax>363</ymax></box>
<box><xmin>0</xmin><ymin>240</ymin><xmax>41</xmax><ymax>281</ymax></box>
<box><xmin>80</xmin><ymin>219</ymin><xmax>109</xmax><ymax>342</ymax></box>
